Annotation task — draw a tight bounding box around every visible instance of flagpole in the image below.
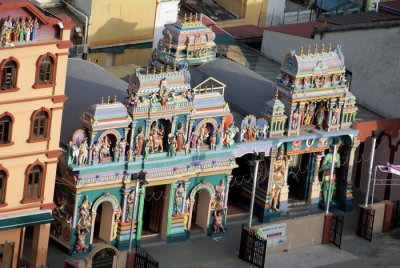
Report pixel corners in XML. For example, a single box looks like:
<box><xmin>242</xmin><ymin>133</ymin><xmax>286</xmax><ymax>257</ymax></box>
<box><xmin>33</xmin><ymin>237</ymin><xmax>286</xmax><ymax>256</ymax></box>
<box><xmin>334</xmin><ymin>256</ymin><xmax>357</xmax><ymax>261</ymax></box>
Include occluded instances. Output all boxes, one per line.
<box><xmin>364</xmin><ymin>136</ymin><xmax>377</xmax><ymax>207</ymax></box>
<box><xmin>371</xmin><ymin>165</ymin><xmax>378</xmax><ymax>207</ymax></box>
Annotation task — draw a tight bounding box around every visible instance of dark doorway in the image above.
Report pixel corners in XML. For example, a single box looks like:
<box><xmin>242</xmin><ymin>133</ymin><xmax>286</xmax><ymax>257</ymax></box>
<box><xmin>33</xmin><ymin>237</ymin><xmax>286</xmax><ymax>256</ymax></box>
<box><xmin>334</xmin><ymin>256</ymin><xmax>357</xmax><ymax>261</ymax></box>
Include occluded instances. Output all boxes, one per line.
<box><xmin>92</xmin><ymin>248</ymin><xmax>115</xmax><ymax>268</ymax></box>
<box><xmin>288</xmin><ymin>153</ymin><xmax>313</xmax><ymax>204</ymax></box>
<box><xmin>142</xmin><ymin>185</ymin><xmax>165</xmax><ymax>235</ymax></box>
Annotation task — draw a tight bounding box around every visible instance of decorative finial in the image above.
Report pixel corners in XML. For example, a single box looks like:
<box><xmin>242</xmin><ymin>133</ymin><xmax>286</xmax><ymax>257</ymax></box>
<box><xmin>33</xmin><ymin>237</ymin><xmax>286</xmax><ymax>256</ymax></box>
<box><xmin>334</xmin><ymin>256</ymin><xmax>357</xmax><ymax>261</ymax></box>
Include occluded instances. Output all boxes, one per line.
<box><xmin>314</xmin><ymin>44</ymin><xmax>318</xmax><ymax>54</ymax></box>
<box><xmin>107</xmin><ymin>96</ymin><xmax>110</xmax><ymax>104</ymax></box>
<box><xmin>114</xmin><ymin>95</ymin><xmax>117</xmax><ymax>103</ymax></box>
<box><xmin>328</xmin><ymin>42</ymin><xmax>332</xmax><ymax>52</ymax></box>
<box><xmin>321</xmin><ymin>43</ymin><xmax>325</xmax><ymax>53</ymax></box>
<box><xmin>307</xmin><ymin>45</ymin><xmax>311</xmax><ymax>55</ymax></box>
<box><xmin>300</xmin><ymin>46</ymin><xmax>304</xmax><ymax>56</ymax></box>
<box><xmin>101</xmin><ymin>97</ymin><xmax>104</xmax><ymax>104</ymax></box>
<box><xmin>274</xmin><ymin>90</ymin><xmax>279</xmax><ymax>100</ymax></box>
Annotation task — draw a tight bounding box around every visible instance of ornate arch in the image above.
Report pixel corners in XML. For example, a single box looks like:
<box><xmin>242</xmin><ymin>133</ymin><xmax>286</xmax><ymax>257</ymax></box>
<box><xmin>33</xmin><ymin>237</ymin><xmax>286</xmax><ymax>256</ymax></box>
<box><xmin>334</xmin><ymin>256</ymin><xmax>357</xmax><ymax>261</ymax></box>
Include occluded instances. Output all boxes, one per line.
<box><xmin>194</xmin><ymin>118</ymin><xmax>219</xmax><ymax>133</ymax></box>
<box><xmin>97</xmin><ymin>129</ymin><xmax>122</xmax><ymax>143</ymax></box>
<box><xmin>85</xmin><ymin>244</ymin><xmax>119</xmax><ymax>268</ymax></box>
<box><xmin>91</xmin><ymin>193</ymin><xmax>120</xmax><ymax>213</ymax></box>
<box><xmin>189</xmin><ymin>180</ymin><xmax>215</xmax><ymax>200</ymax></box>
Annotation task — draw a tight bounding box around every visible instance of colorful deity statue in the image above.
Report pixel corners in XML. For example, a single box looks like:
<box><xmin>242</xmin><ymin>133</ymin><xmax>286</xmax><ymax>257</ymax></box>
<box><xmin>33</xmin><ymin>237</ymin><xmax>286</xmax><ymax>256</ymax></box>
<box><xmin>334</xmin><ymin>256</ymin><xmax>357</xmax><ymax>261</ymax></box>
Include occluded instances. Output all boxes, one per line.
<box><xmin>168</xmin><ymin>134</ymin><xmax>177</xmax><ymax>157</ymax></box>
<box><xmin>77</xmin><ymin>195</ymin><xmax>91</xmax><ymax>228</ymax></box>
<box><xmin>174</xmin><ymin>183</ymin><xmax>185</xmax><ymax>215</ymax></box>
<box><xmin>126</xmin><ymin>189</ymin><xmax>135</xmax><ymax>222</ymax></box>
<box><xmin>150</xmin><ymin>124</ymin><xmax>164</xmax><ymax>152</ymax></box>
<box><xmin>175</xmin><ymin>123</ymin><xmax>186</xmax><ymax>152</ymax></box>
<box><xmin>331</xmin><ymin>104</ymin><xmax>340</xmax><ymax>125</ymax></box>
<box><xmin>135</xmin><ymin>127</ymin><xmax>144</xmax><ymax>156</ymax></box>
<box><xmin>213</xmin><ymin>209</ymin><xmax>225</xmax><ymax>233</ymax></box>
<box><xmin>320</xmin><ymin>146</ymin><xmax>341</xmax><ymax>205</ymax></box>
<box><xmin>291</xmin><ymin>106</ymin><xmax>301</xmax><ymax>130</ymax></box>
<box><xmin>74</xmin><ymin>228</ymin><xmax>89</xmax><ymax>253</ymax></box>
<box><xmin>113</xmin><ymin>206</ymin><xmax>122</xmax><ymax>240</ymax></box>
<box><xmin>214</xmin><ymin>180</ymin><xmax>225</xmax><ymax>209</ymax></box>
<box><xmin>271</xmin><ymin>147</ymin><xmax>287</xmax><ymax>211</ymax></box>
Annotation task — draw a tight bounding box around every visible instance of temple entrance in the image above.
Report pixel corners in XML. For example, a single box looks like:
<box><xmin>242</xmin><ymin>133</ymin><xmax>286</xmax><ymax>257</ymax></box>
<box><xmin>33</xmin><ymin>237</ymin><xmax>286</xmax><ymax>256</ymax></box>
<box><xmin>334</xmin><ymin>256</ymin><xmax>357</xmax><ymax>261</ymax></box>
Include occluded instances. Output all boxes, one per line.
<box><xmin>288</xmin><ymin>153</ymin><xmax>313</xmax><ymax>205</ymax></box>
<box><xmin>190</xmin><ymin>189</ymin><xmax>211</xmax><ymax>231</ymax></box>
<box><xmin>93</xmin><ymin>201</ymin><xmax>114</xmax><ymax>243</ymax></box>
<box><xmin>142</xmin><ymin>185</ymin><xmax>165</xmax><ymax>236</ymax></box>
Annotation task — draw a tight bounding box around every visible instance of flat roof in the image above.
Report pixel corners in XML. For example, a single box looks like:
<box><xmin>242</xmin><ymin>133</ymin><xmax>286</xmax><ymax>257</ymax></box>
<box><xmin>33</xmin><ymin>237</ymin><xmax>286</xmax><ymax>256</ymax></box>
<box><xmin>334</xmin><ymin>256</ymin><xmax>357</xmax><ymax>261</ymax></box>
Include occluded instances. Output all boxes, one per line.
<box><xmin>265</xmin><ymin>21</ymin><xmax>331</xmax><ymax>38</ymax></box>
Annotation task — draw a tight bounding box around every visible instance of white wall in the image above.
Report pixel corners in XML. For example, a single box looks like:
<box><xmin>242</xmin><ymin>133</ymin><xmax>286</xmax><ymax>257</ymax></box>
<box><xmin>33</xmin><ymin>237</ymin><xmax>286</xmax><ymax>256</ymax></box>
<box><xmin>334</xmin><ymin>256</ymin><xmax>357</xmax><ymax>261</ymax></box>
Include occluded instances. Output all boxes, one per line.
<box><xmin>153</xmin><ymin>0</ymin><xmax>180</xmax><ymax>49</ymax></box>
<box><xmin>265</xmin><ymin>0</ymin><xmax>286</xmax><ymax>26</ymax></box>
<box><xmin>261</xmin><ymin>26</ymin><xmax>400</xmax><ymax>118</ymax></box>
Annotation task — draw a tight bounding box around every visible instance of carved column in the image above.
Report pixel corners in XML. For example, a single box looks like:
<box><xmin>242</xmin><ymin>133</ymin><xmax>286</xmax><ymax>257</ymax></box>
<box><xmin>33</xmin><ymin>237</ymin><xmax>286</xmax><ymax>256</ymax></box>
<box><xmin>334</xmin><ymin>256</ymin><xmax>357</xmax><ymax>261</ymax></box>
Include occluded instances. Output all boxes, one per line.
<box><xmin>144</xmin><ymin>119</ymin><xmax>152</xmax><ymax>137</ymax></box>
<box><xmin>72</xmin><ymin>193</ymin><xmax>82</xmax><ymax>228</ymax></box>
<box><xmin>278</xmin><ymin>156</ymin><xmax>290</xmax><ymax>214</ymax></box>
<box><xmin>182</xmin><ymin>180</ymin><xmax>191</xmax><ymax>214</ymax></box>
<box><xmin>88</xmin><ymin>131</ymin><xmax>96</xmax><ymax>164</ymax></box>
<box><xmin>185</xmin><ymin>115</ymin><xmax>191</xmax><ymax>141</ymax></box>
<box><xmin>121</xmin><ymin>187</ymin><xmax>131</xmax><ymax>222</ymax></box>
<box><xmin>308</xmin><ymin>153</ymin><xmax>323</xmax><ymax>209</ymax></box>
<box><xmin>224</xmin><ymin>175</ymin><xmax>233</xmax><ymax>209</ymax></box>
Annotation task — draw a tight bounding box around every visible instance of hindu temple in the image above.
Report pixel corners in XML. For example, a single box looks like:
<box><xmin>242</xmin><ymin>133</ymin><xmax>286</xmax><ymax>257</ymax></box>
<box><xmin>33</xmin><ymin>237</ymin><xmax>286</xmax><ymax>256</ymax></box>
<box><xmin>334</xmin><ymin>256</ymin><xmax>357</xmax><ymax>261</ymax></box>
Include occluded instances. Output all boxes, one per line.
<box><xmin>51</xmin><ymin>15</ymin><xmax>359</xmax><ymax>256</ymax></box>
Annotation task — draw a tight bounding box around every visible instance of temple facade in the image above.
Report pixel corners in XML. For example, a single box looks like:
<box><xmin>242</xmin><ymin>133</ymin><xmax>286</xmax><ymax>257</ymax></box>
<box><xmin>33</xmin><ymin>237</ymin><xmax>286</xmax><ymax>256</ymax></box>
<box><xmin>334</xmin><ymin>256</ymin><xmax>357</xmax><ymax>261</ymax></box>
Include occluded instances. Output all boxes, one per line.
<box><xmin>51</xmin><ymin>17</ymin><xmax>359</xmax><ymax>259</ymax></box>
<box><xmin>52</xmin><ymin>65</ymin><xmax>237</xmax><ymax>254</ymax></box>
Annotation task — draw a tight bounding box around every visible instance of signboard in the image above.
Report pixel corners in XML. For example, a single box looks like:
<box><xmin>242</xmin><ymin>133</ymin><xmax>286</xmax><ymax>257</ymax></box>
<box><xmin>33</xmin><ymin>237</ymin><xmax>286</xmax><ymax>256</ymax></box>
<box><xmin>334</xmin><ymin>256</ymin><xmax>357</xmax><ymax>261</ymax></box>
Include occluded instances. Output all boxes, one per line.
<box><xmin>257</xmin><ymin>223</ymin><xmax>286</xmax><ymax>247</ymax></box>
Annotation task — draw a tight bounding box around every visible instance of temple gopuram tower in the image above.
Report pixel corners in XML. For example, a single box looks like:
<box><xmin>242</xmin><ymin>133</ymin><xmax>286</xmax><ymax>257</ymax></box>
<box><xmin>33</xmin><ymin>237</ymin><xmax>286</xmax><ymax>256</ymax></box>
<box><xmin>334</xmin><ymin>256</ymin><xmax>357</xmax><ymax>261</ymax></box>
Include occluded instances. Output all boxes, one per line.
<box><xmin>152</xmin><ymin>13</ymin><xmax>217</xmax><ymax>67</ymax></box>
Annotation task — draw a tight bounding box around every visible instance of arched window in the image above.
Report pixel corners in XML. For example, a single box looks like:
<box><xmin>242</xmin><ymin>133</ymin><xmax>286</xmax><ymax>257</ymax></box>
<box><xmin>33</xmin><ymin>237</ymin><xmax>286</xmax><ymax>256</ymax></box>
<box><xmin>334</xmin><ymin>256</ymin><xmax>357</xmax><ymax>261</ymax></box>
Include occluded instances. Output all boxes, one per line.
<box><xmin>39</xmin><ymin>56</ymin><xmax>54</xmax><ymax>84</ymax></box>
<box><xmin>33</xmin><ymin>111</ymin><xmax>48</xmax><ymax>138</ymax></box>
<box><xmin>0</xmin><ymin>114</ymin><xmax>13</xmax><ymax>144</ymax></box>
<box><xmin>34</xmin><ymin>54</ymin><xmax>56</xmax><ymax>88</ymax></box>
<box><xmin>0</xmin><ymin>169</ymin><xmax>7</xmax><ymax>205</ymax></box>
<box><xmin>0</xmin><ymin>58</ymin><xmax>19</xmax><ymax>91</ymax></box>
<box><xmin>26</xmin><ymin>165</ymin><xmax>43</xmax><ymax>200</ymax></box>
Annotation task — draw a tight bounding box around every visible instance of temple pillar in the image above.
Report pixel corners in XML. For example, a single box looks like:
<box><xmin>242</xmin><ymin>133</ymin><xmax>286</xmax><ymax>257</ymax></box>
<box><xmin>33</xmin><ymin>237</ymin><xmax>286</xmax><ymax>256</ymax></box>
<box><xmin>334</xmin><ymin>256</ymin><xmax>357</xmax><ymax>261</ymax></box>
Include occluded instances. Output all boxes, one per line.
<box><xmin>121</xmin><ymin>188</ymin><xmax>130</xmax><ymax>222</ymax></box>
<box><xmin>342</xmin><ymin>140</ymin><xmax>359</xmax><ymax>212</ymax></box>
<box><xmin>129</xmin><ymin>122</ymin><xmax>137</xmax><ymax>161</ymax></box>
<box><xmin>278</xmin><ymin>158</ymin><xmax>290</xmax><ymax>214</ymax></box>
<box><xmin>308</xmin><ymin>153</ymin><xmax>323</xmax><ymax>210</ymax></box>
<box><xmin>72</xmin><ymin>193</ymin><xmax>82</xmax><ymax>228</ymax></box>
<box><xmin>144</xmin><ymin>119</ymin><xmax>152</xmax><ymax>137</ymax></box>
<box><xmin>30</xmin><ymin>223</ymin><xmax>51</xmax><ymax>268</ymax></box>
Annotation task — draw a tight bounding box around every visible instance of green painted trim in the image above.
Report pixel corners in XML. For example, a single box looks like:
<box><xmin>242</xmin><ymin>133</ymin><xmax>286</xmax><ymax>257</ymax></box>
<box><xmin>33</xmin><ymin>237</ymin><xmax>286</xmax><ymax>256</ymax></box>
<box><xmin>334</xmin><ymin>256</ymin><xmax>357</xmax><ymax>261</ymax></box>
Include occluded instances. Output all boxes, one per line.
<box><xmin>166</xmin><ymin>182</ymin><xmax>175</xmax><ymax>236</ymax></box>
<box><xmin>136</xmin><ymin>185</ymin><xmax>145</xmax><ymax>240</ymax></box>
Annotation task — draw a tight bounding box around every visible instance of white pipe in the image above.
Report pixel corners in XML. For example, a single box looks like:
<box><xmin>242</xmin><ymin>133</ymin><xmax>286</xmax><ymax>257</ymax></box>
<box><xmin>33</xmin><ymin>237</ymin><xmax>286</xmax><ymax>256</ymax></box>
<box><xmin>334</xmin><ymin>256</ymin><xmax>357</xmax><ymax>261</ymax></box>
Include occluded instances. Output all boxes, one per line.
<box><xmin>326</xmin><ymin>144</ymin><xmax>338</xmax><ymax>214</ymax></box>
<box><xmin>61</xmin><ymin>0</ymin><xmax>89</xmax><ymax>45</ymax></box>
<box><xmin>249</xmin><ymin>159</ymin><xmax>260</xmax><ymax>227</ymax></box>
<box><xmin>371</xmin><ymin>166</ymin><xmax>378</xmax><ymax>207</ymax></box>
<box><xmin>364</xmin><ymin>137</ymin><xmax>377</xmax><ymax>207</ymax></box>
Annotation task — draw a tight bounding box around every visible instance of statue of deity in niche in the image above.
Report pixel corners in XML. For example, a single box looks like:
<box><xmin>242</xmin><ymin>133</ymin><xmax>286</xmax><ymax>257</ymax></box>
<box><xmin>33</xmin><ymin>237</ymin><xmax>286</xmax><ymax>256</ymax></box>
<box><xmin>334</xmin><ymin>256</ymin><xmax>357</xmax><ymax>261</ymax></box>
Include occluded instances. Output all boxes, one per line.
<box><xmin>175</xmin><ymin>123</ymin><xmax>186</xmax><ymax>152</ymax></box>
<box><xmin>213</xmin><ymin>209</ymin><xmax>225</xmax><ymax>233</ymax></box>
<box><xmin>319</xmin><ymin>146</ymin><xmax>341</xmax><ymax>205</ymax></box>
<box><xmin>126</xmin><ymin>189</ymin><xmax>135</xmax><ymax>222</ymax></box>
<box><xmin>77</xmin><ymin>195</ymin><xmax>92</xmax><ymax>228</ymax></box>
<box><xmin>214</xmin><ymin>180</ymin><xmax>225</xmax><ymax>209</ymax></box>
<box><xmin>135</xmin><ymin>127</ymin><xmax>144</xmax><ymax>156</ymax></box>
<box><xmin>315</xmin><ymin>101</ymin><xmax>327</xmax><ymax>129</ymax></box>
<box><xmin>331</xmin><ymin>104</ymin><xmax>340</xmax><ymax>125</ymax></box>
<box><xmin>291</xmin><ymin>106</ymin><xmax>301</xmax><ymax>130</ymax></box>
<box><xmin>271</xmin><ymin>147</ymin><xmax>287</xmax><ymax>212</ymax></box>
<box><xmin>174</xmin><ymin>183</ymin><xmax>185</xmax><ymax>215</ymax></box>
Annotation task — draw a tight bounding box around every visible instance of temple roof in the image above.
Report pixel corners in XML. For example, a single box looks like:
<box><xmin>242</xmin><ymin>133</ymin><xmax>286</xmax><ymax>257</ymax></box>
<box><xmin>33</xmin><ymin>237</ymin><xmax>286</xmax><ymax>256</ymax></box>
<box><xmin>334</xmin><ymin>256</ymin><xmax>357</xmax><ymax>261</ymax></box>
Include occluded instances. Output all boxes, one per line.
<box><xmin>281</xmin><ymin>45</ymin><xmax>345</xmax><ymax>76</ymax></box>
<box><xmin>61</xmin><ymin>59</ymin><xmax>127</xmax><ymax>144</ymax></box>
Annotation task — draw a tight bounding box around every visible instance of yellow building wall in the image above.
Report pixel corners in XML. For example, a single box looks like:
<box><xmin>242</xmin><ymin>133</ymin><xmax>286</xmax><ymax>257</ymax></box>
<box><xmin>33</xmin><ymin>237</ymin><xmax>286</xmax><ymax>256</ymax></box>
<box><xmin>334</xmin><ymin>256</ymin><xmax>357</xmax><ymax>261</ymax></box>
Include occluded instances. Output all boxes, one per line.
<box><xmin>0</xmin><ymin>228</ymin><xmax>21</xmax><ymax>268</ymax></box>
<box><xmin>88</xmin><ymin>0</ymin><xmax>157</xmax><ymax>47</ymax></box>
<box><xmin>216</xmin><ymin>0</ymin><xmax>268</xmax><ymax>27</ymax></box>
<box><xmin>114</xmin><ymin>48</ymin><xmax>152</xmax><ymax>66</ymax></box>
<box><xmin>0</xmin><ymin>41</ymin><xmax>69</xmax><ymax>214</ymax></box>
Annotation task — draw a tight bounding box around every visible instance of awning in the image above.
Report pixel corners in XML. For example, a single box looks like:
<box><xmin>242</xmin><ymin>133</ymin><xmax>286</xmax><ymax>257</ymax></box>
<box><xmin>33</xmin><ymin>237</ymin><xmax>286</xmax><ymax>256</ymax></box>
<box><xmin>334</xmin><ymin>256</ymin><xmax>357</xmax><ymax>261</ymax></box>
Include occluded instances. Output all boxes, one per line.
<box><xmin>0</xmin><ymin>212</ymin><xmax>53</xmax><ymax>231</ymax></box>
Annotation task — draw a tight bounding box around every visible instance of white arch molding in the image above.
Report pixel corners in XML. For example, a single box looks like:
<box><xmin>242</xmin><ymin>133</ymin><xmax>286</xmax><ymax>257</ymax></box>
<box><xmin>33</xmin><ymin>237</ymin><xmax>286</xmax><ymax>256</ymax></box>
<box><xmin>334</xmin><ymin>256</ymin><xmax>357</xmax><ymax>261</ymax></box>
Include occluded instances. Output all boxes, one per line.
<box><xmin>85</xmin><ymin>244</ymin><xmax>119</xmax><ymax>268</ymax></box>
<box><xmin>187</xmin><ymin>180</ymin><xmax>216</xmax><ymax>231</ymax></box>
<box><xmin>89</xmin><ymin>193</ymin><xmax>121</xmax><ymax>245</ymax></box>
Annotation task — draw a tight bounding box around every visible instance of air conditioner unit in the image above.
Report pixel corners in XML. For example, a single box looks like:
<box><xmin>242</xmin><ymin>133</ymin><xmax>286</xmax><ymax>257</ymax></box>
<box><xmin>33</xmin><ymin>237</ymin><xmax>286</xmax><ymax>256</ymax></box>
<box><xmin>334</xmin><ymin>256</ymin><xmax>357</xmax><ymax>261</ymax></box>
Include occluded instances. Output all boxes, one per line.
<box><xmin>75</xmin><ymin>45</ymin><xmax>88</xmax><ymax>56</ymax></box>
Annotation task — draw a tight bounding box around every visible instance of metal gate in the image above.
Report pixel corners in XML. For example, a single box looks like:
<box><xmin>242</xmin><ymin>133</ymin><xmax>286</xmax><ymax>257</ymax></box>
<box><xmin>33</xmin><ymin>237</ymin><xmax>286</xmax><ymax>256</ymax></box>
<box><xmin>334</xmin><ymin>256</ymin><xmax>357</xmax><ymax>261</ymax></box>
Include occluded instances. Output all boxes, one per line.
<box><xmin>239</xmin><ymin>224</ymin><xmax>267</xmax><ymax>268</ymax></box>
<box><xmin>135</xmin><ymin>245</ymin><xmax>159</xmax><ymax>268</ymax></box>
<box><xmin>330</xmin><ymin>214</ymin><xmax>344</xmax><ymax>248</ymax></box>
<box><xmin>392</xmin><ymin>200</ymin><xmax>400</xmax><ymax>228</ymax></box>
<box><xmin>358</xmin><ymin>208</ymin><xmax>375</xmax><ymax>241</ymax></box>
